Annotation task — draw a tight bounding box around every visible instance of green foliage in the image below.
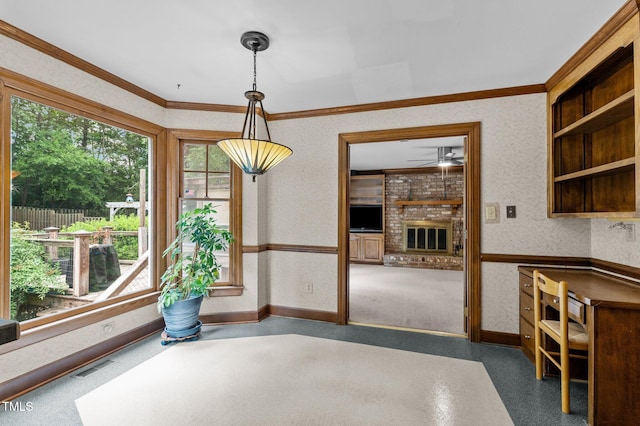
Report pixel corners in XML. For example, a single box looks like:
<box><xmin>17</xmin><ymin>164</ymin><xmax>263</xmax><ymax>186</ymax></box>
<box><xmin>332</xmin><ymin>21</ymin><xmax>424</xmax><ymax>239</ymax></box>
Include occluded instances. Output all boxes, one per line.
<box><xmin>159</xmin><ymin>204</ymin><xmax>234</xmax><ymax>312</ymax></box>
<box><xmin>10</xmin><ymin>224</ymin><xmax>68</xmax><ymax>320</ymax></box>
<box><xmin>62</xmin><ymin>215</ymin><xmax>146</xmax><ymax>260</ymax></box>
<box><xmin>10</xmin><ymin>96</ymin><xmax>149</xmax><ymax>210</ymax></box>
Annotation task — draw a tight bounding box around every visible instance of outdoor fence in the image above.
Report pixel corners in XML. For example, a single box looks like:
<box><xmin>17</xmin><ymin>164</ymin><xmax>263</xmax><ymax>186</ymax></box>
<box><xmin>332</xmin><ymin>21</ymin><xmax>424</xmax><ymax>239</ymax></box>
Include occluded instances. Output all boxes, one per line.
<box><xmin>26</xmin><ymin>227</ymin><xmax>144</xmax><ymax>298</ymax></box>
<box><xmin>12</xmin><ymin>206</ymin><xmax>105</xmax><ymax>231</ymax></box>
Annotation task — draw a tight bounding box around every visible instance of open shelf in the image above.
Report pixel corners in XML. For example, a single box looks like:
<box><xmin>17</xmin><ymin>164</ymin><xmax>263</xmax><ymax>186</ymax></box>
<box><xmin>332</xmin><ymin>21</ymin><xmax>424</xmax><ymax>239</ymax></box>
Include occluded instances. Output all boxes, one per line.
<box><xmin>553</xmin><ymin>157</ymin><xmax>635</xmax><ymax>182</ymax></box>
<box><xmin>553</xmin><ymin>90</ymin><xmax>634</xmax><ymax>139</ymax></box>
<box><xmin>548</xmin><ymin>40</ymin><xmax>638</xmax><ymax>217</ymax></box>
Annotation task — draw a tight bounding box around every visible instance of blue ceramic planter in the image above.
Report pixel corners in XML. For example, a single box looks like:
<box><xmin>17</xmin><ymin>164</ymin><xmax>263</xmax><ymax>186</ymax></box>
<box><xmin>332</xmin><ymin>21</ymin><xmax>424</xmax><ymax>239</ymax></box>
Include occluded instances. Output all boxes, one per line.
<box><xmin>161</xmin><ymin>294</ymin><xmax>203</xmax><ymax>338</ymax></box>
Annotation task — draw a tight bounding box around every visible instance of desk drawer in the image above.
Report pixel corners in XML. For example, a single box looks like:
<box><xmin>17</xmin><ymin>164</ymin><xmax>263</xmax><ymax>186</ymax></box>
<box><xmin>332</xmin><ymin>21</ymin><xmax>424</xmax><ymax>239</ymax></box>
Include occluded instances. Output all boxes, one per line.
<box><xmin>519</xmin><ymin>273</ymin><xmax>534</xmax><ymax>297</ymax></box>
<box><xmin>520</xmin><ymin>291</ymin><xmax>534</xmax><ymax>324</ymax></box>
<box><xmin>543</xmin><ymin>293</ymin><xmax>585</xmax><ymax>324</ymax></box>
<box><xmin>520</xmin><ymin>316</ymin><xmax>535</xmax><ymax>355</ymax></box>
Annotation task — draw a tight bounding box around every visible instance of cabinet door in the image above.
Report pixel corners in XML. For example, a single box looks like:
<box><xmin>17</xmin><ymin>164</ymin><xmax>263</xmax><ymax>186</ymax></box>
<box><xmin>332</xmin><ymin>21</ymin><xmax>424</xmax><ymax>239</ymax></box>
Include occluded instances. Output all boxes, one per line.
<box><xmin>362</xmin><ymin>235</ymin><xmax>383</xmax><ymax>262</ymax></box>
<box><xmin>349</xmin><ymin>235</ymin><xmax>361</xmax><ymax>261</ymax></box>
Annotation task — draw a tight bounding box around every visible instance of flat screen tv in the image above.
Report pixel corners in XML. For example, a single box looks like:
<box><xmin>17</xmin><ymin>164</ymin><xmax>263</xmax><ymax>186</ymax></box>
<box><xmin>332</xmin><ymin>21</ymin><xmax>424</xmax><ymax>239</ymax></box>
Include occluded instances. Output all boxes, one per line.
<box><xmin>350</xmin><ymin>205</ymin><xmax>383</xmax><ymax>232</ymax></box>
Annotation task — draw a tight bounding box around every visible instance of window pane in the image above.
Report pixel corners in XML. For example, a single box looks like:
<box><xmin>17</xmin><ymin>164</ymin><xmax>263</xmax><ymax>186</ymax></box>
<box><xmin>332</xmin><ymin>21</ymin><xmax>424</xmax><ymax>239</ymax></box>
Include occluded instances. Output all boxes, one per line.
<box><xmin>180</xmin><ymin>200</ymin><xmax>230</xmax><ymax>283</ymax></box>
<box><xmin>10</xmin><ymin>96</ymin><xmax>152</xmax><ymax>322</ymax></box>
<box><xmin>208</xmin><ymin>145</ymin><xmax>230</xmax><ymax>172</ymax></box>
<box><xmin>208</xmin><ymin>173</ymin><xmax>230</xmax><ymax>198</ymax></box>
<box><xmin>184</xmin><ymin>172</ymin><xmax>206</xmax><ymax>198</ymax></box>
<box><xmin>184</xmin><ymin>144</ymin><xmax>206</xmax><ymax>171</ymax></box>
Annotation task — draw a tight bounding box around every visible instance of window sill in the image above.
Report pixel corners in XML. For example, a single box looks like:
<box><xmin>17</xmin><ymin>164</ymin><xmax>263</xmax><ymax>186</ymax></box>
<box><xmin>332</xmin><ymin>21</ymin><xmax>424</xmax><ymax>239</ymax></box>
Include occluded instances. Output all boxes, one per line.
<box><xmin>0</xmin><ymin>292</ymin><xmax>158</xmax><ymax>354</ymax></box>
<box><xmin>209</xmin><ymin>286</ymin><xmax>244</xmax><ymax>297</ymax></box>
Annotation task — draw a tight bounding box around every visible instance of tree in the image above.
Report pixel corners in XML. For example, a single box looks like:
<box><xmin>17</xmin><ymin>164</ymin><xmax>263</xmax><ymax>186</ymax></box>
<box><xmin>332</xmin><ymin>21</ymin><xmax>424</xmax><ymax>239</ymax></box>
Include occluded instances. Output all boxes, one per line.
<box><xmin>10</xmin><ymin>96</ymin><xmax>149</xmax><ymax>213</ymax></box>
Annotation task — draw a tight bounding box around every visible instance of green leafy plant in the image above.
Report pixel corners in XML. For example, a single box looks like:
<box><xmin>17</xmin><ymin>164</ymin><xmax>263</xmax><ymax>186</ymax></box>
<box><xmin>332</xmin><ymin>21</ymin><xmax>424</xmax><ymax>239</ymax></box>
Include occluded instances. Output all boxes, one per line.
<box><xmin>158</xmin><ymin>204</ymin><xmax>234</xmax><ymax>312</ymax></box>
<box><xmin>63</xmin><ymin>214</ymin><xmax>145</xmax><ymax>260</ymax></box>
<box><xmin>10</xmin><ymin>223</ymin><xmax>68</xmax><ymax>319</ymax></box>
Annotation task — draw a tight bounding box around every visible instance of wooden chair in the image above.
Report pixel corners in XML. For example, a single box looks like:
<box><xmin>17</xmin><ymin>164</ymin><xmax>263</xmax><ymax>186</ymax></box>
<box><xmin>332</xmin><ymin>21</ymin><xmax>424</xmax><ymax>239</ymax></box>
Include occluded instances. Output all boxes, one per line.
<box><xmin>533</xmin><ymin>270</ymin><xmax>588</xmax><ymax>414</ymax></box>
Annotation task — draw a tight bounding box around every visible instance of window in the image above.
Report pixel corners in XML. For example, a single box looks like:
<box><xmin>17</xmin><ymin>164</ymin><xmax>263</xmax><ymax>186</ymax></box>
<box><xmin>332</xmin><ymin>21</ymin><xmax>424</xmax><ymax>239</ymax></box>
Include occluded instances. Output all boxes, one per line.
<box><xmin>176</xmin><ymin>135</ymin><xmax>242</xmax><ymax>290</ymax></box>
<box><xmin>6</xmin><ymin>96</ymin><xmax>152</xmax><ymax>322</ymax></box>
<box><xmin>0</xmin><ymin>73</ymin><xmax>164</xmax><ymax>333</ymax></box>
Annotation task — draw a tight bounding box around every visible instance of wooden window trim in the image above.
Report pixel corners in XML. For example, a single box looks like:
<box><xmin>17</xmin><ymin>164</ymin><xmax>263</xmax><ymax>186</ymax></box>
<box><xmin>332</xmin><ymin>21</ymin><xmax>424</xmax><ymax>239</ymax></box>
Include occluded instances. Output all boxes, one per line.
<box><xmin>0</xmin><ymin>68</ymin><xmax>166</xmax><ymax>331</ymax></box>
<box><xmin>168</xmin><ymin>130</ymin><xmax>243</xmax><ymax>290</ymax></box>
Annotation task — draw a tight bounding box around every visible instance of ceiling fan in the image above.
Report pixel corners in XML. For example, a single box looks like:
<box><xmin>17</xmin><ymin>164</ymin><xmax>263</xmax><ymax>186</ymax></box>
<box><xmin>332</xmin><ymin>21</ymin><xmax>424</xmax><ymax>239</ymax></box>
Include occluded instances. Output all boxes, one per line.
<box><xmin>408</xmin><ymin>146</ymin><xmax>464</xmax><ymax>167</ymax></box>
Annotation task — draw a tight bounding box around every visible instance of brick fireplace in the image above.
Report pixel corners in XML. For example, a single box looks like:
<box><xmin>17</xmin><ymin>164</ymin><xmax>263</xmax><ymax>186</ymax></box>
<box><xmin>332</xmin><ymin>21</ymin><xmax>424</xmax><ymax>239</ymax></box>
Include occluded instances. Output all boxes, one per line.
<box><xmin>384</xmin><ymin>171</ymin><xmax>463</xmax><ymax>271</ymax></box>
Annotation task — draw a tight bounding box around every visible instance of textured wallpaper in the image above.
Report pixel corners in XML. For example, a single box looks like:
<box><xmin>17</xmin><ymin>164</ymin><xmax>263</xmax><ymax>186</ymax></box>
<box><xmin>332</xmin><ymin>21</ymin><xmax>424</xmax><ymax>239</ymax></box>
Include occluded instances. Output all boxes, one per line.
<box><xmin>3</xmin><ymin>32</ymin><xmax>637</xmax><ymax>337</ymax></box>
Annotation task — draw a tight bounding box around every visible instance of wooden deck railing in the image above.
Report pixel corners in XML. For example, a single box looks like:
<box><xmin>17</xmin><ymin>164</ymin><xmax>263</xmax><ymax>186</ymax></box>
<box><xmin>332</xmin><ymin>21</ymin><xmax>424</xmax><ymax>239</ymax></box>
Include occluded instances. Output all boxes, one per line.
<box><xmin>27</xmin><ymin>227</ymin><xmax>145</xmax><ymax>297</ymax></box>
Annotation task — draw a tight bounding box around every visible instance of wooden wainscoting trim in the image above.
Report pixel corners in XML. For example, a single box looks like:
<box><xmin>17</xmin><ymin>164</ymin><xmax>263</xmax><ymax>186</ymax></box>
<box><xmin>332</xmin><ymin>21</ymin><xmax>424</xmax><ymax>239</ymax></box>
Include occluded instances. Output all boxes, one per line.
<box><xmin>243</xmin><ymin>244</ymin><xmax>268</xmax><ymax>253</ymax></box>
<box><xmin>481</xmin><ymin>253</ymin><xmax>640</xmax><ymax>280</ymax></box>
<box><xmin>480</xmin><ymin>330</ymin><xmax>521</xmax><ymax>347</ymax></box>
<box><xmin>199</xmin><ymin>310</ymin><xmax>260</xmax><ymax>325</ymax></box>
<box><xmin>243</xmin><ymin>244</ymin><xmax>338</xmax><ymax>254</ymax></box>
<box><xmin>480</xmin><ymin>253</ymin><xmax>591</xmax><ymax>266</ymax></box>
<box><xmin>266</xmin><ymin>244</ymin><xmax>338</xmax><ymax>254</ymax></box>
<box><xmin>268</xmin><ymin>305</ymin><xmax>338</xmax><ymax>323</ymax></box>
<box><xmin>590</xmin><ymin>258</ymin><xmax>640</xmax><ymax>281</ymax></box>
<box><xmin>0</xmin><ymin>318</ymin><xmax>164</xmax><ymax>401</ymax></box>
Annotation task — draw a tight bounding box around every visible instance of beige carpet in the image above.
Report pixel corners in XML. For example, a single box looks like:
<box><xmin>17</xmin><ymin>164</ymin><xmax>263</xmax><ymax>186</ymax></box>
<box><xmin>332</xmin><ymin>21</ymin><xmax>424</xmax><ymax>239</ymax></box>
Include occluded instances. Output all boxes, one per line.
<box><xmin>350</xmin><ymin>264</ymin><xmax>465</xmax><ymax>334</ymax></box>
<box><xmin>76</xmin><ymin>334</ymin><xmax>512</xmax><ymax>426</ymax></box>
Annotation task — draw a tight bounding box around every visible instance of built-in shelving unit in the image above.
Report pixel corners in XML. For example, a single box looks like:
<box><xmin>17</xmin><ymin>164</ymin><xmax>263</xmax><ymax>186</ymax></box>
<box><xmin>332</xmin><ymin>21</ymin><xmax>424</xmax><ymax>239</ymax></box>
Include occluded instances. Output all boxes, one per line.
<box><xmin>349</xmin><ymin>174</ymin><xmax>385</xmax><ymax>263</ymax></box>
<box><xmin>350</xmin><ymin>174</ymin><xmax>384</xmax><ymax>205</ymax></box>
<box><xmin>547</xmin><ymin>23</ymin><xmax>639</xmax><ymax>218</ymax></box>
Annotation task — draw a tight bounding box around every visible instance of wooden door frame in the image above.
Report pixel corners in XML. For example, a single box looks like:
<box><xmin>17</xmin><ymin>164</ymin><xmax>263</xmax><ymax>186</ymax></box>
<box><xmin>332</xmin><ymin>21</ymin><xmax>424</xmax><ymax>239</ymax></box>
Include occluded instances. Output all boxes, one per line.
<box><xmin>337</xmin><ymin>122</ymin><xmax>481</xmax><ymax>342</ymax></box>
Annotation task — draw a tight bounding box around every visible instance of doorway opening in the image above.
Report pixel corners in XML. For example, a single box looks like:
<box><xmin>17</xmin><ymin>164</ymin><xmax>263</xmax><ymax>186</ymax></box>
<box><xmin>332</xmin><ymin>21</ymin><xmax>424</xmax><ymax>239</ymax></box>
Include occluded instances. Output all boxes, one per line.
<box><xmin>337</xmin><ymin>122</ymin><xmax>481</xmax><ymax>342</ymax></box>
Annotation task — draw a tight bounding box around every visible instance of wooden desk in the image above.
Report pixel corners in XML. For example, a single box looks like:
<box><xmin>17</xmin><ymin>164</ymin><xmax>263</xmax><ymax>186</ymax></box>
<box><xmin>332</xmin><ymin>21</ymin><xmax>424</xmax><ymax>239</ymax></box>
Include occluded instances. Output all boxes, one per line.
<box><xmin>518</xmin><ymin>266</ymin><xmax>640</xmax><ymax>425</ymax></box>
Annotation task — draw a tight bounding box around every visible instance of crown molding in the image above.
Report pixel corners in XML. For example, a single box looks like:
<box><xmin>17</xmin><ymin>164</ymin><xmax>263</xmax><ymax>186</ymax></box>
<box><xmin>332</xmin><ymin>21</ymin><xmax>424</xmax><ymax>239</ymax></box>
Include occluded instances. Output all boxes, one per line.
<box><xmin>266</xmin><ymin>84</ymin><xmax>546</xmax><ymax>121</ymax></box>
<box><xmin>0</xmin><ymin>20</ymin><xmax>167</xmax><ymax>107</ymax></box>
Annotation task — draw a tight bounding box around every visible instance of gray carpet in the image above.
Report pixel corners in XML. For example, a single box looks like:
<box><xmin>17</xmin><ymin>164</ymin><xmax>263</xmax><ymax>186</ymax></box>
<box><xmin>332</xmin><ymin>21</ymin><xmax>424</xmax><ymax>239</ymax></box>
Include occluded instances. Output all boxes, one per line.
<box><xmin>350</xmin><ymin>264</ymin><xmax>464</xmax><ymax>334</ymax></box>
<box><xmin>0</xmin><ymin>316</ymin><xmax>589</xmax><ymax>425</ymax></box>
<box><xmin>75</xmin><ymin>334</ymin><xmax>512</xmax><ymax>425</ymax></box>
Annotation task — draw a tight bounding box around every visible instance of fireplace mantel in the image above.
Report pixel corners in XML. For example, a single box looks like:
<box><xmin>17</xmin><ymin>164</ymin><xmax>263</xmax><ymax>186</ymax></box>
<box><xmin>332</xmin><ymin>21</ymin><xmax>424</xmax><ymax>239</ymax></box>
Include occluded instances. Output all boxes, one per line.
<box><xmin>394</xmin><ymin>199</ymin><xmax>463</xmax><ymax>213</ymax></box>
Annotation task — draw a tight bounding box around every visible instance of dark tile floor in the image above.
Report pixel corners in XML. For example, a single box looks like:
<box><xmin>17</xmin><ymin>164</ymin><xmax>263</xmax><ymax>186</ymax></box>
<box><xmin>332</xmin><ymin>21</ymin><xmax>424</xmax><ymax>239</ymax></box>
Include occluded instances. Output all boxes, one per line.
<box><xmin>1</xmin><ymin>316</ymin><xmax>588</xmax><ymax>425</ymax></box>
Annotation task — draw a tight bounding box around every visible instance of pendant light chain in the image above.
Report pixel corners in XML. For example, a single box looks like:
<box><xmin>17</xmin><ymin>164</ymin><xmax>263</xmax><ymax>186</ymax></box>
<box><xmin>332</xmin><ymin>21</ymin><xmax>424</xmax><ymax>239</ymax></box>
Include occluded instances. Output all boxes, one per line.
<box><xmin>253</xmin><ymin>48</ymin><xmax>258</xmax><ymax>92</ymax></box>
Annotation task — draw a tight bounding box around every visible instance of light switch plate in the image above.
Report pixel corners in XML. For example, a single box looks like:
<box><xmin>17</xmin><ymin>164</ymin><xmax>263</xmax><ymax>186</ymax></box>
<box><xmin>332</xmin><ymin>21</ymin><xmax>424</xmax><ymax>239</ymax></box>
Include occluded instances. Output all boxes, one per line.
<box><xmin>484</xmin><ymin>203</ymin><xmax>499</xmax><ymax>224</ymax></box>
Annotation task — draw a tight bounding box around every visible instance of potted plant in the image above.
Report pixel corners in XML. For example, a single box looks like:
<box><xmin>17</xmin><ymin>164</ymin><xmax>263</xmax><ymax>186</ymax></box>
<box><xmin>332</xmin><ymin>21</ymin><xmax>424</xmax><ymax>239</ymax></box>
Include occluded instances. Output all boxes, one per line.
<box><xmin>158</xmin><ymin>203</ymin><xmax>234</xmax><ymax>340</ymax></box>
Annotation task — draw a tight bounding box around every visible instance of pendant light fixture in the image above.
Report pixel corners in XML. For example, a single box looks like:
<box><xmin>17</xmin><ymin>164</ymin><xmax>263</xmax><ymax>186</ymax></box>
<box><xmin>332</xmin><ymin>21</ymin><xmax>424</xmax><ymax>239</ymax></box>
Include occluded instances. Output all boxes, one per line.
<box><xmin>217</xmin><ymin>31</ymin><xmax>292</xmax><ymax>181</ymax></box>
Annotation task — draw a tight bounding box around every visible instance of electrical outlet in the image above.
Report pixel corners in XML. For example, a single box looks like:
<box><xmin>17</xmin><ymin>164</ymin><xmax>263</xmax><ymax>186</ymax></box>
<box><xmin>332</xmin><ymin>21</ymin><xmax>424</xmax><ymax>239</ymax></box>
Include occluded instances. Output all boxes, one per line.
<box><xmin>305</xmin><ymin>283</ymin><xmax>313</xmax><ymax>294</ymax></box>
<box><xmin>101</xmin><ymin>322</ymin><xmax>115</xmax><ymax>335</ymax></box>
<box><xmin>506</xmin><ymin>205</ymin><xmax>516</xmax><ymax>218</ymax></box>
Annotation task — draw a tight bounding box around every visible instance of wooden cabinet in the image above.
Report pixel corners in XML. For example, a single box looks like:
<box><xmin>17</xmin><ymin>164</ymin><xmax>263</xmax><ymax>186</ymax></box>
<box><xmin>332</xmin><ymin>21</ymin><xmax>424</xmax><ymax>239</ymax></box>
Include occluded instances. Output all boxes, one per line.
<box><xmin>349</xmin><ymin>233</ymin><xmax>384</xmax><ymax>264</ymax></box>
<box><xmin>518</xmin><ymin>273</ymin><xmax>535</xmax><ymax>361</ymax></box>
<box><xmin>350</xmin><ymin>174</ymin><xmax>385</xmax><ymax>263</ymax></box>
<box><xmin>350</xmin><ymin>174</ymin><xmax>385</xmax><ymax>205</ymax></box>
<box><xmin>518</xmin><ymin>266</ymin><xmax>640</xmax><ymax>425</ymax></box>
<box><xmin>547</xmin><ymin>18</ymin><xmax>640</xmax><ymax>218</ymax></box>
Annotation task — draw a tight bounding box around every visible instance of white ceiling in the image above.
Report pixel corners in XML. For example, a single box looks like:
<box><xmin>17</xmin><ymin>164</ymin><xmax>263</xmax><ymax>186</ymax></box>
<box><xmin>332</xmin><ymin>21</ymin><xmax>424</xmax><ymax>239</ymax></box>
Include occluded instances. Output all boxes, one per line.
<box><xmin>350</xmin><ymin>136</ymin><xmax>465</xmax><ymax>170</ymax></box>
<box><xmin>0</xmin><ymin>0</ymin><xmax>626</xmax><ymax>114</ymax></box>
<box><xmin>0</xmin><ymin>0</ymin><xmax>627</xmax><ymax>169</ymax></box>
